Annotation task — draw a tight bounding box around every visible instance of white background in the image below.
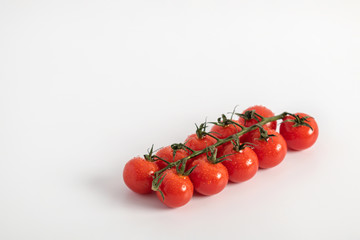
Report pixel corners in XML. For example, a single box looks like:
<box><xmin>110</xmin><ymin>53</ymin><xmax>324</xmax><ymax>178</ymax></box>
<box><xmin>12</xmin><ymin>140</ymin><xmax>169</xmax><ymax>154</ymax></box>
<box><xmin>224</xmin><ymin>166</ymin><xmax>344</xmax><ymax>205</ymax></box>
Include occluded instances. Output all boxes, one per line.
<box><xmin>1</xmin><ymin>0</ymin><xmax>359</xmax><ymax>239</ymax></box>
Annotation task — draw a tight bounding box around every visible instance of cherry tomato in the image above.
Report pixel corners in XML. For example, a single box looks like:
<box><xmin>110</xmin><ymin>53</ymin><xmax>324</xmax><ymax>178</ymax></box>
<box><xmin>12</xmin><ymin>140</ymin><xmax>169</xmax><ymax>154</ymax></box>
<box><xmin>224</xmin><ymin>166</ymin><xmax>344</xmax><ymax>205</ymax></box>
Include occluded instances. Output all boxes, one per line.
<box><xmin>241</xmin><ymin>125</ymin><xmax>271</xmax><ymax>143</ymax></box>
<box><xmin>155</xmin><ymin>146</ymin><xmax>189</xmax><ymax>169</ymax></box>
<box><xmin>211</xmin><ymin>121</ymin><xmax>242</xmax><ymax>158</ymax></box>
<box><xmin>189</xmin><ymin>156</ymin><xmax>229</xmax><ymax>195</ymax></box>
<box><xmin>211</xmin><ymin>123</ymin><xmax>242</xmax><ymax>139</ymax></box>
<box><xmin>123</xmin><ymin>157</ymin><xmax>159</xmax><ymax>194</ymax></box>
<box><xmin>216</xmin><ymin>142</ymin><xmax>232</xmax><ymax>159</ymax></box>
<box><xmin>247</xmin><ymin>129</ymin><xmax>287</xmax><ymax>168</ymax></box>
<box><xmin>185</xmin><ymin>133</ymin><xmax>217</xmax><ymax>152</ymax></box>
<box><xmin>238</xmin><ymin>105</ymin><xmax>277</xmax><ymax>142</ymax></box>
<box><xmin>222</xmin><ymin>143</ymin><xmax>259</xmax><ymax>182</ymax></box>
<box><xmin>184</xmin><ymin>133</ymin><xmax>217</xmax><ymax>167</ymax></box>
<box><xmin>156</xmin><ymin>168</ymin><xmax>193</xmax><ymax>208</ymax></box>
<box><xmin>280</xmin><ymin>113</ymin><xmax>319</xmax><ymax>151</ymax></box>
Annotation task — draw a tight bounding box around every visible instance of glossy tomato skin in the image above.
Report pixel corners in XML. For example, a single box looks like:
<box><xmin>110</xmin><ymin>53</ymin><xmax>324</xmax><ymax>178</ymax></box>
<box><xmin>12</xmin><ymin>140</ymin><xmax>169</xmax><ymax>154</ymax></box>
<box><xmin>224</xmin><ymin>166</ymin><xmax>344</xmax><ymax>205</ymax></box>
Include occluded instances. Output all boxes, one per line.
<box><xmin>185</xmin><ymin>134</ymin><xmax>217</xmax><ymax>152</ymax></box>
<box><xmin>123</xmin><ymin>157</ymin><xmax>159</xmax><ymax>194</ymax></box>
<box><xmin>241</xmin><ymin>125</ymin><xmax>271</xmax><ymax>143</ymax></box>
<box><xmin>156</xmin><ymin>168</ymin><xmax>194</xmax><ymax>208</ymax></box>
<box><xmin>155</xmin><ymin>146</ymin><xmax>189</xmax><ymax>169</ymax></box>
<box><xmin>238</xmin><ymin>105</ymin><xmax>276</xmax><ymax>142</ymax></box>
<box><xmin>211</xmin><ymin>122</ymin><xmax>242</xmax><ymax>158</ymax></box>
<box><xmin>239</xmin><ymin>105</ymin><xmax>277</xmax><ymax>130</ymax></box>
<box><xmin>247</xmin><ymin>129</ymin><xmax>287</xmax><ymax>169</ymax></box>
<box><xmin>222</xmin><ymin>144</ymin><xmax>259</xmax><ymax>183</ymax></box>
<box><xmin>211</xmin><ymin>123</ymin><xmax>242</xmax><ymax>140</ymax></box>
<box><xmin>189</xmin><ymin>157</ymin><xmax>229</xmax><ymax>196</ymax></box>
<box><xmin>280</xmin><ymin>113</ymin><xmax>319</xmax><ymax>151</ymax></box>
<box><xmin>184</xmin><ymin>134</ymin><xmax>217</xmax><ymax>167</ymax></box>
<box><xmin>216</xmin><ymin>142</ymin><xmax>232</xmax><ymax>158</ymax></box>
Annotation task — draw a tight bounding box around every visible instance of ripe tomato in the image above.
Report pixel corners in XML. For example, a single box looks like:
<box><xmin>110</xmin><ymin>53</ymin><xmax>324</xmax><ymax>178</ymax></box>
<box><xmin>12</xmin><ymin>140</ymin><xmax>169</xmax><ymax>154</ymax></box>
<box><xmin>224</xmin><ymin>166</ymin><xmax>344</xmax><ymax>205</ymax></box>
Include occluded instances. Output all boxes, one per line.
<box><xmin>211</xmin><ymin>122</ymin><xmax>242</xmax><ymax>139</ymax></box>
<box><xmin>185</xmin><ymin>133</ymin><xmax>217</xmax><ymax>152</ymax></box>
<box><xmin>239</xmin><ymin>105</ymin><xmax>277</xmax><ymax>130</ymax></box>
<box><xmin>189</xmin><ymin>156</ymin><xmax>229</xmax><ymax>195</ymax></box>
<box><xmin>221</xmin><ymin>143</ymin><xmax>259</xmax><ymax>182</ymax></box>
<box><xmin>241</xmin><ymin>125</ymin><xmax>271</xmax><ymax>143</ymax></box>
<box><xmin>238</xmin><ymin>105</ymin><xmax>276</xmax><ymax>142</ymax></box>
<box><xmin>184</xmin><ymin>133</ymin><xmax>217</xmax><ymax>167</ymax></box>
<box><xmin>216</xmin><ymin>142</ymin><xmax>232</xmax><ymax>158</ymax></box>
<box><xmin>247</xmin><ymin>129</ymin><xmax>287</xmax><ymax>168</ymax></box>
<box><xmin>280</xmin><ymin>113</ymin><xmax>319</xmax><ymax>151</ymax></box>
<box><xmin>155</xmin><ymin>146</ymin><xmax>189</xmax><ymax>169</ymax></box>
<box><xmin>156</xmin><ymin>168</ymin><xmax>193</xmax><ymax>208</ymax></box>
<box><xmin>211</xmin><ymin>121</ymin><xmax>242</xmax><ymax>158</ymax></box>
<box><xmin>123</xmin><ymin>157</ymin><xmax>159</xmax><ymax>194</ymax></box>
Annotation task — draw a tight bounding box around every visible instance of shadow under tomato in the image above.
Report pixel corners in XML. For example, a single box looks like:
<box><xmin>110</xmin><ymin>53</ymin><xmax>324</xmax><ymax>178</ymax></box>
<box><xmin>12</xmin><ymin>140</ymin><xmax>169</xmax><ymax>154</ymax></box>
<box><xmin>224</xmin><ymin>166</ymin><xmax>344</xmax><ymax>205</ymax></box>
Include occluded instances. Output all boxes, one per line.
<box><xmin>192</xmin><ymin>191</ymin><xmax>211</xmax><ymax>198</ymax></box>
<box><xmin>88</xmin><ymin>170</ymin><xmax>168</xmax><ymax>210</ymax></box>
<box><xmin>286</xmin><ymin>148</ymin><xmax>303</xmax><ymax>152</ymax></box>
<box><xmin>122</xmin><ymin>190</ymin><xmax>167</xmax><ymax>210</ymax></box>
<box><xmin>226</xmin><ymin>180</ymin><xmax>246</xmax><ymax>184</ymax></box>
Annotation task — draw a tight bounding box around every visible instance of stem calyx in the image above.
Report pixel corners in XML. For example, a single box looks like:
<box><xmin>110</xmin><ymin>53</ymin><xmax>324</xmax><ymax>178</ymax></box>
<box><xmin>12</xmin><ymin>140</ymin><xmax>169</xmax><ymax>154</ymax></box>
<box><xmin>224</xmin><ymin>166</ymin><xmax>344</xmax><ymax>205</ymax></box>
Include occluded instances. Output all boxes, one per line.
<box><xmin>284</xmin><ymin>114</ymin><xmax>314</xmax><ymax>131</ymax></box>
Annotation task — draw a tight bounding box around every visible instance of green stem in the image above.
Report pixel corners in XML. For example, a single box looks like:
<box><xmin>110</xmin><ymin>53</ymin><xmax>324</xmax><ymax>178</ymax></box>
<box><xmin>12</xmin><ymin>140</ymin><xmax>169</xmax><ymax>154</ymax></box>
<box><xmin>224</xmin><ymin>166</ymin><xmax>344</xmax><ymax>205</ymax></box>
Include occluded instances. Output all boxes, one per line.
<box><xmin>152</xmin><ymin>112</ymin><xmax>289</xmax><ymax>181</ymax></box>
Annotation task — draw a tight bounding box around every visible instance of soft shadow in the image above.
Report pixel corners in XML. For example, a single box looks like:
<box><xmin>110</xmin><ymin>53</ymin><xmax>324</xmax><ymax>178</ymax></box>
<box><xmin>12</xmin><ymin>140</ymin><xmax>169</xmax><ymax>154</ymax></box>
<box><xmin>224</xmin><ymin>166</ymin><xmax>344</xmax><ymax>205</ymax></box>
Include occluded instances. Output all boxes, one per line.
<box><xmin>88</xmin><ymin>166</ymin><xmax>167</xmax><ymax>210</ymax></box>
<box><xmin>192</xmin><ymin>191</ymin><xmax>211</xmax><ymax>198</ymax></box>
<box><xmin>257</xmin><ymin>167</ymin><xmax>272</xmax><ymax>172</ymax></box>
<box><xmin>122</xmin><ymin>190</ymin><xmax>167</xmax><ymax>210</ymax></box>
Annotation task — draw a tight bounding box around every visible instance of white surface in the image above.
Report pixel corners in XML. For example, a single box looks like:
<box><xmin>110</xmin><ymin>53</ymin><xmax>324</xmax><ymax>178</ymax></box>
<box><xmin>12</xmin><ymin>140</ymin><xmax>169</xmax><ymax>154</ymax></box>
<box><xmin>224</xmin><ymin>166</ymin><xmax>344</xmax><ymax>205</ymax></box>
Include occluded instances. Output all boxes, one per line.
<box><xmin>1</xmin><ymin>0</ymin><xmax>360</xmax><ymax>239</ymax></box>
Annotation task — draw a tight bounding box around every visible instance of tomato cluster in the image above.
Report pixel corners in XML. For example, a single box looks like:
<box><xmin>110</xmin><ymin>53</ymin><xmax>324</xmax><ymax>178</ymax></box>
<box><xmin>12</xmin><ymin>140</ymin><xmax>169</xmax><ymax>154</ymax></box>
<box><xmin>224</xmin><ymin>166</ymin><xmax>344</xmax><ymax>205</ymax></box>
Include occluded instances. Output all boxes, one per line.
<box><xmin>123</xmin><ymin>106</ymin><xmax>319</xmax><ymax>208</ymax></box>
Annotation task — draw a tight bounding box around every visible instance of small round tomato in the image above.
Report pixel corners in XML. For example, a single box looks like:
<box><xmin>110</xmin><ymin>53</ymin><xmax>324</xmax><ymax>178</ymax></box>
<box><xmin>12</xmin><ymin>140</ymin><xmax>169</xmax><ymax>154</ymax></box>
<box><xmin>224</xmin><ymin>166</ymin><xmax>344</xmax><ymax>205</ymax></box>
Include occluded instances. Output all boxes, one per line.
<box><xmin>280</xmin><ymin>113</ymin><xmax>319</xmax><ymax>151</ymax></box>
<box><xmin>211</xmin><ymin>121</ymin><xmax>242</xmax><ymax>158</ymax></box>
<box><xmin>222</xmin><ymin>143</ymin><xmax>259</xmax><ymax>183</ymax></box>
<box><xmin>216</xmin><ymin>142</ymin><xmax>232</xmax><ymax>158</ymax></box>
<box><xmin>185</xmin><ymin>133</ymin><xmax>217</xmax><ymax>152</ymax></box>
<box><xmin>156</xmin><ymin>168</ymin><xmax>193</xmax><ymax>208</ymax></box>
<box><xmin>155</xmin><ymin>146</ymin><xmax>189</xmax><ymax>169</ymax></box>
<box><xmin>184</xmin><ymin>133</ymin><xmax>217</xmax><ymax>166</ymax></box>
<box><xmin>211</xmin><ymin>122</ymin><xmax>242</xmax><ymax>139</ymax></box>
<box><xmin>189</xmin><ymin>156</ymin><xmax>229</xmax><ymax>196</ymax></box>
<box><xmin>123</xmin><ymin>157</ymin><xmax>159</xmax><ymax>194</ymax></box>
<box><xmin>247</xmin><ymin>129</ymin><xmax>287</xmax><ymax>169</ymax></box>
<box><xmin>241</xmin><ymin>125</ymin><xmax>271</xmax><ymax>143</ymax></box>
<box><xmin>239</xmin><ymin>105</ymin><xmax>277</xmax><ymax>130</ymax></box>
<box><xmin>238</xmin><ymin>105</ymin><xmax>276</xmax><ymax>142</ymax></box>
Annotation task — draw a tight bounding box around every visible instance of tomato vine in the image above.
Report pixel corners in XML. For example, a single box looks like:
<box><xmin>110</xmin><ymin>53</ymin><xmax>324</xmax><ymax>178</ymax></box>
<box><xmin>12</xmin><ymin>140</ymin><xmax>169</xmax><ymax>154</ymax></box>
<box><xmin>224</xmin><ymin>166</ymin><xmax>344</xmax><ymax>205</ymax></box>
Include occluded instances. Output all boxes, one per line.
<box><xmin>151</xmin><ymin>111</ymin><xmax>309</xmax><ymax>198</ymax></box>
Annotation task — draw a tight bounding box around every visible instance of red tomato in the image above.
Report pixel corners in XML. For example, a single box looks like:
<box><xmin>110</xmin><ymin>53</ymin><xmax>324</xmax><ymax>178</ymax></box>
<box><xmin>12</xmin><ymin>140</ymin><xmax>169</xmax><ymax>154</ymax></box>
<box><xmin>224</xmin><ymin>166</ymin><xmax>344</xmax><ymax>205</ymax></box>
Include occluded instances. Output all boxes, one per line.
<box><xmin>185</xmin><ymin>133</ymin><xmax>217</xmax><ymax>152</ymax></box>
<box><xmin>216</xmin><ymin>142</ymin><xmax>232</xmax><ymax>158</ymax></box>
<box><xmin>211</xmin><ymin>122</ymin><xmax>242</xmax><ymax>139</ymax></box>
<box><xmin>221</xmin><ymin>143</ymin><xmax>259</xmax><ymax>182</ymax></box>
<box><xmin>247</xmin><ymin>129</ymin><xmax>287</xmax><ymax>168</ymax></box>
<box><xmin>238</xmin><ymin>105</ymin><xmax>276</xmax><ymax>142</ymax></box>
<box><xmin>189</xmin><ymin>156</ymin><xmax>229</xmax><ymax>195</ymax></box>
<box><xmin>184</xmin><ymin>133</ymin><xmax>217</xmax><ymax>166</ymax></box>
<box><xmin>155</xmin><ymin>146</ymin><xmax>189</xmax><ymax>169</ymax></box>
<box><xmin>123</xmin><ymin>157</ymin><xmax>159</xmax><ymax>194</ymax></box>
<box><xmin>241</xmin><ymin>125</ymin><xmax>271</xmax><ymax>143</ymax></box>
<box><xmin>156</xmin><ymin>168</ymin><xmax>193</xmax><ymax>208</ymax></box>
<box><xmin>211</xmin><ymin>121</ymin><xmax>242</xmax><ymax>158</ymax></box>
<box><xmin>280</xmin><ymin>113</ymin><xmax>319</xmax><ymax>151</ymax></box>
